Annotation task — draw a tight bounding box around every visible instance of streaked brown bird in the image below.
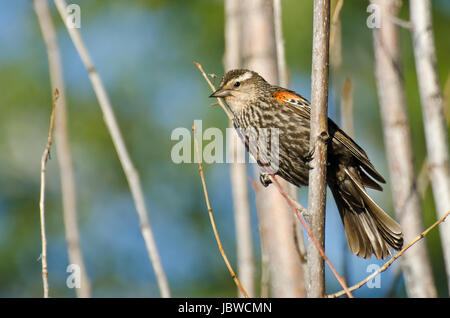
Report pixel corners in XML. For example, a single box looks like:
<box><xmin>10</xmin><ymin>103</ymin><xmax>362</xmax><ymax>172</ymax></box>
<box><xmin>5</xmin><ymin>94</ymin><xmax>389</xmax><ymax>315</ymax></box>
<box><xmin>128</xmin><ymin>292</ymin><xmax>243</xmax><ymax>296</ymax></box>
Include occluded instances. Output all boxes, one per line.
<box><xmin>210</xmin><ymin>69</ymin><xmax>403</xmax><ymax>259</ymax></box>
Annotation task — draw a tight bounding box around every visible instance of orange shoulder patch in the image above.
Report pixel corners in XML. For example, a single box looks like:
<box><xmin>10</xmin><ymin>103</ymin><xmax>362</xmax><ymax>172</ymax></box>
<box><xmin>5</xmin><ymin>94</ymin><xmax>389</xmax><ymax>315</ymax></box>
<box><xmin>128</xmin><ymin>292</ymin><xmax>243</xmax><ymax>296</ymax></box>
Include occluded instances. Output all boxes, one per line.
<box><xmin>273</xmin><ymin>91</ymin><xmax>309</xmax><ymax>105</ymax></box>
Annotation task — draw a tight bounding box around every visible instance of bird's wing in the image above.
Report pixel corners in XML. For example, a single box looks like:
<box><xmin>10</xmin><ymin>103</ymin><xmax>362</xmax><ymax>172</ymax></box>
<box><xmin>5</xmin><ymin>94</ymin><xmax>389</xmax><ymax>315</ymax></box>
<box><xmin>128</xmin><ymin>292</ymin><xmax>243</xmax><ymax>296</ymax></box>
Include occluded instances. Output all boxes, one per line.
<box><xmin>273</xmin><ymin>90</ymin><xmax>311</xmax><ymax>120</ymax></box>
<box><xmin>272</xmin><ymin>89</ymin><xmax>385</xmax><ymax>184</ymax></box>
<box><xmin>329</xmin><ymin>121</ymin><xmax>386</xmax><ymax>183</ymax></box>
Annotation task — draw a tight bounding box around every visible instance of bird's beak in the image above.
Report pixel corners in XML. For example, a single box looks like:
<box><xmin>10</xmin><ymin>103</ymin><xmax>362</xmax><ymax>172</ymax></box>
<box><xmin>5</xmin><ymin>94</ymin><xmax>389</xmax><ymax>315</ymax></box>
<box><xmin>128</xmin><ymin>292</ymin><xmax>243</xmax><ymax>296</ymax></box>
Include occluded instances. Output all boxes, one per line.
<box><xmin>209</xmin><ymin>87</ymin><xmax>232</xmax><ymax>98</ymax></box>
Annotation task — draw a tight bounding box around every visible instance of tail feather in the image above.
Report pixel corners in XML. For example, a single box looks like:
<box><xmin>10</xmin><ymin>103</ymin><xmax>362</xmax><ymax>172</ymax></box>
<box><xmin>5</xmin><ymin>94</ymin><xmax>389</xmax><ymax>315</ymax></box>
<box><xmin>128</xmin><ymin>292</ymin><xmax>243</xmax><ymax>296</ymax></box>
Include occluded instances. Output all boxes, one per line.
<box><xmin>330</xmin><ymin>167</ymin><xmax>403</xmax><ymax>259</ymax></box>
<box><xmin>359</xmin><ymin>167</ymin><xmax>383</xmax><ymax>191</ymax></box>
<box><xmin>345</xmin><ymin>168</ymin><xmax>402</xmax><ymax>236</ymax></box>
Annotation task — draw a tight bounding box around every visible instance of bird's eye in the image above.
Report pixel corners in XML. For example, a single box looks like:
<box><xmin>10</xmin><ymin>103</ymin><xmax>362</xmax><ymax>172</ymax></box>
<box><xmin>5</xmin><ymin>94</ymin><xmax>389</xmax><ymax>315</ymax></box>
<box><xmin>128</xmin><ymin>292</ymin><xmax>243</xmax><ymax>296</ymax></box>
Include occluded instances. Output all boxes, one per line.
<box><xmin>234</xmin><ymin>81</ymin><xmax>240</xmax><ymax>87</ymax></box>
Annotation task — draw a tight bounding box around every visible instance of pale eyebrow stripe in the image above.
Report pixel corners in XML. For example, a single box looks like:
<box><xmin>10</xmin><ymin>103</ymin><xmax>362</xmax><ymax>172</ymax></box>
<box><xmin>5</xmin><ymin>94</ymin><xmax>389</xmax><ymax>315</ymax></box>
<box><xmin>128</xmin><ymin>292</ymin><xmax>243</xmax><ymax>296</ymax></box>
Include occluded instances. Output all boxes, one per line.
<box><xmin>235</xmin><ymin>71</ymin><xmax>253</xmax><ymax>83</ymax></box>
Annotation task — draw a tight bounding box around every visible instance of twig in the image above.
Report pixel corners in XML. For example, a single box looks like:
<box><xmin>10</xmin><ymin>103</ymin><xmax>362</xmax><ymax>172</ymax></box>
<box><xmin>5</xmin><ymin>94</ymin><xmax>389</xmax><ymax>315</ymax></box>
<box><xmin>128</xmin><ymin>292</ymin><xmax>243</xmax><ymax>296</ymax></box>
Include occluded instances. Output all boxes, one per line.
<box><xmin>194</xmin><ymin>62</ymin><xmax>234</xmax><ymax>121</ymax></box>
<box><xmin>192</xmin><ymin>125</ymin><xmax>249</xmax><ymax>298</ymax></box>
<box><xmin>39</xmin><ymin>89</ymin><xmax>59</xmax><ymax>298</ymax></box>
<box><xmin>34</xmin><ymin>0</ymin><xmax>91</xmax><ymax>297</ymax></box>
<box><xmin>329</xmin><ymin>210</ymin><xmax>450</xmax><ymax>298</ymax></box>
<box><xmin>54</xmin><ymin>0</ymin><xmax>170</xmax><ymax>297</ymax></box>
<box><xmin>196</xmin><ymin>61</ymin><xmax>352</xmax><ymax>298</ymax></box>
<box><xmin>282</xmin><ymin>189</ymin><xmax>308</xmax><ymax>217</ymax></box>
<box><xmin>389</xmin><ymin>15</ymin><xmax>411</xmax><ymax>29</ymax></box>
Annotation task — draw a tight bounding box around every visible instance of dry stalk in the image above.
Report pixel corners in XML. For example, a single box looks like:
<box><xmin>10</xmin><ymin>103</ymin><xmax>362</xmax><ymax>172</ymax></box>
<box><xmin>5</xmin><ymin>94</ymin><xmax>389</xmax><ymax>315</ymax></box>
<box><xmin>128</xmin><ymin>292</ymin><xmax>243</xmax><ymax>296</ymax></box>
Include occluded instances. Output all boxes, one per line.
<box><xmin>54</xmin><ymin>0</ymin><xmax>170</xmax><ymax>297</ymax></box>
<box><xmin>192</xmin><ymin>125</ymin><xmax>249</xmax><ymax>298</ymax></box>
<box><xmin>39</xmin><ymin>89</ymin><xmax>60</xmax><ymax>298</ymax></box>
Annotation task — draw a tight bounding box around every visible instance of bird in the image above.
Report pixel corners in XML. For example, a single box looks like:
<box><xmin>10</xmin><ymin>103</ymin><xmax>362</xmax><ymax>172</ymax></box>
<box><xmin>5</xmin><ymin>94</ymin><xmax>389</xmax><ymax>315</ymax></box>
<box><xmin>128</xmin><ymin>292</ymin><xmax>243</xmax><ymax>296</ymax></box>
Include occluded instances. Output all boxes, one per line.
<box><xmin>209</xmin><ymin>69</ymin><xmax>403</xmax><ymax>259</ymax></box>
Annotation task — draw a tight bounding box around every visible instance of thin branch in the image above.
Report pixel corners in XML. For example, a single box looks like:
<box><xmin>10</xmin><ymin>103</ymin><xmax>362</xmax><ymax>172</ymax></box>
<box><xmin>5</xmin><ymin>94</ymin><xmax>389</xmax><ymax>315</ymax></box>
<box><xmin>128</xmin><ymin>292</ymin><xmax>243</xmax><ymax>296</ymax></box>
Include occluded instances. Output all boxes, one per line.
<box><xmin>307</xmin><ymin>0</ymin><xmax>331</xmax><ymax>298</ymax></box>
<box><xmin>192</xmin><ymin>125</ymin><xmax>249</xmax><ymax>298</ymax></box>
<box><xmin>53</xmin><ymin>0</ymin><xmax>170</xmax><ymax>297</ymax></box>
<box><xmin>389</xmin><ymin>15</ymin><xmax>411</xmax><ymax>29</ymax></box>
<box><xmin>194</xmin><ymin>62</ymin><xmax>234</xmax><ymax>121</ymax></box>
<box><xmin>39</xmin><ymin>89</ymin><xmax>59</xmax><ymax>298</ymax></box>
<box><xmin>34</xmin><ymin>0</ymin><xmax>91</xmax><ymax>297</ymax></box>
<box><xmin>194</xmin><ymin>63</ymin><xmax>234</xmax><ymax>122</ymax></box>
<box><xmin>329</xmin><ymin>210</ymin><xmax>450</xmax><ymax>298</ymax></box>
<box><xmin>196</xmin><ymin>61</ymin><xmax>352</xmax><ymax>298</ymax></box>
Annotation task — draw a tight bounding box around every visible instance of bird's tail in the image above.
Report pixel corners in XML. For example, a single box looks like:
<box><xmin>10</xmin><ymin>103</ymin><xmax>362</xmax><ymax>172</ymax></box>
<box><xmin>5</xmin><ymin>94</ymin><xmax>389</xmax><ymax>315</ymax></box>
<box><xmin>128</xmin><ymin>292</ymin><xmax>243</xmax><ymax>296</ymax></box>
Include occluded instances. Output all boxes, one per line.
<box><xmin>329</xmin><ymin>166</ymin><xmax>403</xmax><ymax>259</ymax></box>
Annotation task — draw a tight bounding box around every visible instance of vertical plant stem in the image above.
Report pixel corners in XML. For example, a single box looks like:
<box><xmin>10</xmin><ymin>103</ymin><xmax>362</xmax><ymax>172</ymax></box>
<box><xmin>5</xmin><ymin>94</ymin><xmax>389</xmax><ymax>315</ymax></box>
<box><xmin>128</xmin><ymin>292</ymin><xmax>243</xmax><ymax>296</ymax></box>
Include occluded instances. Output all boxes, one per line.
<box><xmin>224</xmin><ymin>0</ymin><xmax>255</xmax><ymax>297</ymax></box>
<box><xmin>192</xmin><ymin>125</ymin><xmax>249</xmax><ymax>298</ymax></box>
<box><xmin>372</xmin><ymin>0</ymin><xmax>436</xmax><ymax>297</ymax></box>
<box><xmin>240</xmin><ymin>0</ymin><xmax>306</xmax><ymax>297</ymax></box>
<box><xmin>410</xmin><ymin>0</ymin><xmax>450</xmax><ymax>290</ymax></box>
<box><xmin>307</xmin><ymin>0</ymin><xmax>330</xmax><ymax>298</ymax></box>
<box><xmin>34</xmin><ymin>0</ymin><xmax>91</xmax><ymax>297</ymax></box>
<box><xmin>54</xmin><ymin>0</ymin><xmax>170</xmax><ymax>297</ymax></box>
<box><xmin>273</xmin><ymin>0</ymin><xmax>308</xmax><ymax>285</ymax></box>
<box><xmin>273</xmin><ymin>0</ymin><xmax>288</xmax><ymax>88</ymax></box>
<box><xmin>39</xmin><ymin>89</ymin><xmax>59</xmax><ymax>298</ymax></box>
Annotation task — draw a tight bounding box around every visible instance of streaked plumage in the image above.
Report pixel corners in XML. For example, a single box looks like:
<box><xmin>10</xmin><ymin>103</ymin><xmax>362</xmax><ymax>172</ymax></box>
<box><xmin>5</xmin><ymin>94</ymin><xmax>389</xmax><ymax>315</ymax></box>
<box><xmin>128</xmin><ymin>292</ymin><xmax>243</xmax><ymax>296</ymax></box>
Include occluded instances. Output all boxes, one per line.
<box><xmin>210</xmin><ymin>69</ymin><xmax>403</xmax><ymax>259</ymax></box>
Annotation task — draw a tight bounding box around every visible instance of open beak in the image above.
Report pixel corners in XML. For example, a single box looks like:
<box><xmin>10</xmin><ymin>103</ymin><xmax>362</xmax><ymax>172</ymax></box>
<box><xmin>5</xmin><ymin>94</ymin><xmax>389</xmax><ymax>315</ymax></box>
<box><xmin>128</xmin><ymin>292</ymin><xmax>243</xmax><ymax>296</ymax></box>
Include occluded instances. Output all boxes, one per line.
<box><xmin>209</xmin><ymin>87</ymin><xmax>232</xmax><ymax>98</ymax></box>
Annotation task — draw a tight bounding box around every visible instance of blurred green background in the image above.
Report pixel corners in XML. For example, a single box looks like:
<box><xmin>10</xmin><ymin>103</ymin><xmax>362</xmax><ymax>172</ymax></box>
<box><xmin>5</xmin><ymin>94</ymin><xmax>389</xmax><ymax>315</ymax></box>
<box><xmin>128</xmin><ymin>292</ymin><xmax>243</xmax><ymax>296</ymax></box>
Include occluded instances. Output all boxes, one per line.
<box><xmin>0</xmin><ymin>0</ymin><xmax>448</xmax><ymax>297</ymax></box>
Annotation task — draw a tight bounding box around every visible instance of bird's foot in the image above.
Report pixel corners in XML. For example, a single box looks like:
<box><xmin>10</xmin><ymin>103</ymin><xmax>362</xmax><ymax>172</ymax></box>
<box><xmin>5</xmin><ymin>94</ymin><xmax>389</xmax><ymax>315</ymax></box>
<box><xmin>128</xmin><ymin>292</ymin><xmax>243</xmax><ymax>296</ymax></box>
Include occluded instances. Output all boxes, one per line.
<box><xmin>259</xmin><ymin>173</ymin><xmax>272</xmax><ymax>187</ymax></box>
<box><xmin>304</xmin><ymin>147</ymin><xmax>315</xmax><ymax>170</ymax></box>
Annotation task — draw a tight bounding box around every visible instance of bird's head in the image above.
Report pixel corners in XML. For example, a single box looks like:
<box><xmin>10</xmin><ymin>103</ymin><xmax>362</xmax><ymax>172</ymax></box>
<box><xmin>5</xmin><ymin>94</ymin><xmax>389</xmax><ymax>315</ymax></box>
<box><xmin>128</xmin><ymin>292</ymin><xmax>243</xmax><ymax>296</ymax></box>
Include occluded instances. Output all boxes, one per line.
<box><xmin>209</xmin><ymin>69</ymin><xmax>269</xmax><ymax>113</ymax></box>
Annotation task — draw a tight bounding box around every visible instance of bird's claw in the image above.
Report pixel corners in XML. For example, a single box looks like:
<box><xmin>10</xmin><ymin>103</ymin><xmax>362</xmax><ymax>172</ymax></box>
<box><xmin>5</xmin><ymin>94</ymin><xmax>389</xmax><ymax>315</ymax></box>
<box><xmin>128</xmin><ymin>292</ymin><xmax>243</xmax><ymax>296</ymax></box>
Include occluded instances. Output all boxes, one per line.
<box><xmin>304</xmin><ymin>147</ymin><xmax>315</xmax><ymax>162</ymax></box>
<box><xmin>304</xmin><ymin>147</ymin><xmax>315</xmax><ymax>170</ymax></box>
<box><xmin>259</xmin><ymin>173</ymin><xmax>272</xmax><ymax>187</ymax></box>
